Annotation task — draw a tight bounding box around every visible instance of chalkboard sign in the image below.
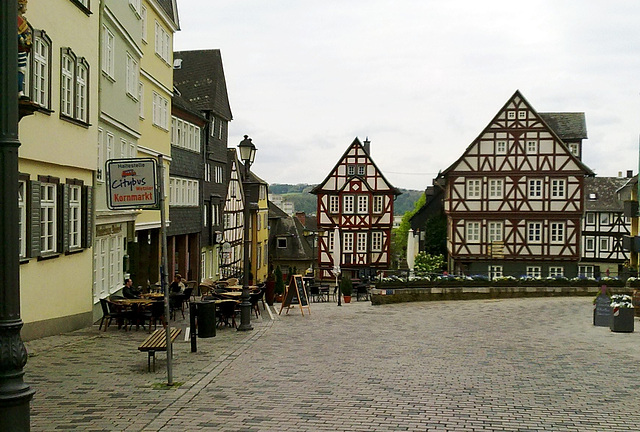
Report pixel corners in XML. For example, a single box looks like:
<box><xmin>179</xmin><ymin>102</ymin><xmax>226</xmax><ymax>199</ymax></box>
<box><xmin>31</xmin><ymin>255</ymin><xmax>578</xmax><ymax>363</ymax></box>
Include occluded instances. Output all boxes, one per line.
<box><xmin>593</xmin><ymin>293</ymin><xmax>612</xmax><ymax>327</ymax></box>
<box><xmin>279</xmin><ymin>275</ymin><xmax>311</xmax><ymax>316</ymax></box>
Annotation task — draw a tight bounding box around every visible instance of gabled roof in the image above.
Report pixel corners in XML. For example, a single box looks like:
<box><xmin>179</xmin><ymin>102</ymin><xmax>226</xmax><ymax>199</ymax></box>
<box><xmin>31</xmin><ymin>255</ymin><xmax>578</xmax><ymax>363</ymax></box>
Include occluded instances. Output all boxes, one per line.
<box><xmin>311</xmin><ymin>137</ymin><xmax>402</xmax><ymax>195</ymax></box>
<box><xmin>173</xmin><ymin>50</ymin><xmax>232</xmax><ymax>120</ymax></box>
<box><xmin>155</xmin><ymin>0</ymin><xmax>179</xmax><ymax>29</ymax></box>
<box><xmin>538</xmin><ymin>113</ymin><xmax>587</xmax><ymax>141</ymax></box>
<box><xmin>584</xmin><ymin>177</ymin><xmax>628</xmax><ymax>212</ymax></box>
<box><xmin>268</xmin><ymin>203</ymin><xmax>314</xmax><ymax>261</ymax></box>
<box><xmin>440</xmin><ymin>90</ymin><xmax>594</xmax><ymax>177</ymax></box>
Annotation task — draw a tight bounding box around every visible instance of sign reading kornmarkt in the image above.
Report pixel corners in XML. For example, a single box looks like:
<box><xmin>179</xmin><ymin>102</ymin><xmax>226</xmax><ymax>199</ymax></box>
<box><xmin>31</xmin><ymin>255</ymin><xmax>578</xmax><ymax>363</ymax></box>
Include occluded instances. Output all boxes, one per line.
<box><xmin>106</xmin><ymin>158</ymin><xmax>158</xmax><ymax>209</ymax></box>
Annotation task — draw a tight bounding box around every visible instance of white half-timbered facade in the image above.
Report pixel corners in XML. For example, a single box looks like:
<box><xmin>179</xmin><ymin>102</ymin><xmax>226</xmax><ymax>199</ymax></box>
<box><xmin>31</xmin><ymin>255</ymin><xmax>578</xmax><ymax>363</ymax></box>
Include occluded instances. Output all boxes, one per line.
<box><xmin>221</xmin><ymin>149</ymin><xmax>244</xmax><ymax>279</ymax></box>
<box><xmin>312</xmin><ymin>138</ymin><xmax>401</xmax><ymax>280</ymax></box>
<box><xmin>437</xmin><ymin>90</ymin><xmax>594</xmax><ymax>278</ymax></box>
<box><xmin>580</xmin><ymin>176</ymin><xmax>631</xmax><ymax>278</ymax></box>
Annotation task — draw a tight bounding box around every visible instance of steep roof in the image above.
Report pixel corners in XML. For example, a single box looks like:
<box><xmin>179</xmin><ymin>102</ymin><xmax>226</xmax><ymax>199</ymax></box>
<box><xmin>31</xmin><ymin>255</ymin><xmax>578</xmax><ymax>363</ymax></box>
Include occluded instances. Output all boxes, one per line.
<box><xmin>172</xmin><ymin>86</ymin><xmax>206</xmax><ymax>123</ymax></box>
<box><xmin>584</xmin><ymin>177</ymin><xmax>628</xmax><ymax>212</ymax></box>
<box><xmin>539</xmin><ymin>113</ymin><xmax>587</xmax><ymax>141</ymax></box>
<box><xmin>156</xmin><ymin>0</ymin><xmax>179</xmax><ymax>29</ymax></box>
<box><xmin>268</xmin><ymin>203</ymin><xmax>314</xmax><ymax>262</ymax></box>
<box><xmin>173</xmin><ymin>50</ymin><xmax>232</xmax><ymax>120</ymax></box>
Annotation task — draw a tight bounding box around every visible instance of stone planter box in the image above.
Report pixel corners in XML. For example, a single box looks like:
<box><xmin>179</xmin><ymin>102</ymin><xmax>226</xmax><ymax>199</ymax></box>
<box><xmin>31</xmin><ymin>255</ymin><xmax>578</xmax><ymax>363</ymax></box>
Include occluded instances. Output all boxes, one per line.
<box><xmin>610</xmin><ymin>307</ymin><xmax>635</xmax><ymax>333</ymax></box>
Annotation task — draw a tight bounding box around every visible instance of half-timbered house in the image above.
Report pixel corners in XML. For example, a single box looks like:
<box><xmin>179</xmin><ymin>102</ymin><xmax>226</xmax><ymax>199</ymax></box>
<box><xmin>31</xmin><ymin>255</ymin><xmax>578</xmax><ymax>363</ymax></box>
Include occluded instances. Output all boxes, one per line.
<box><xmin>580</xmin><ymin>175</ymin><xmax>632</xmax><ymax>278</ymax></box>
<box><xmin>220</xmin><ymin>149</ymin><xmax>244</xmax><ymax>279</ymax></box>
<box><xmin>436</xmin><ymin>90</ymin><xmax>594</xmax><ymax>278</ymax></box>
<box><xmin>312</xmin><ymin>138</ymin><xmax>401</xmax><ymax>281</ymax></box>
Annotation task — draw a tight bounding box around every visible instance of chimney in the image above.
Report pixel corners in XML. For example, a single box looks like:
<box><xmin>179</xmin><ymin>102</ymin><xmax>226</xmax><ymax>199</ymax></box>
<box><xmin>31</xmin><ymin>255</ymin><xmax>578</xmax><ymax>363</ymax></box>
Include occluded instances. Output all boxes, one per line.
<box><xmin>363</xmin><ymin>137</ymin><xmax>370</xmax><ymax>155</ymax></box>
<box><xmin>627</xmin><ymin>170</ymin><xmax>634</xmax><ymax>178</ymax></box>
<box><xmin>295</xmin><ymin>212</ymin><xmax>306</xmax><ymax>226</ymax></box>
<box><xmin>618</xmin><ymin>171</ymin><xmax>623</xmax><ymax>178</ymax></box>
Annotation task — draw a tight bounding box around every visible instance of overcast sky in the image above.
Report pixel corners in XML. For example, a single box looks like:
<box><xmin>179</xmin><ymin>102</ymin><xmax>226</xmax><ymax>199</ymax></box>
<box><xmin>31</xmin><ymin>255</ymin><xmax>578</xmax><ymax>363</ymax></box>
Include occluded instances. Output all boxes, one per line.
<box><xmin>174</xmin><ymin>0</ymin><xmax>640</xmax><ymax>191</ymax></box>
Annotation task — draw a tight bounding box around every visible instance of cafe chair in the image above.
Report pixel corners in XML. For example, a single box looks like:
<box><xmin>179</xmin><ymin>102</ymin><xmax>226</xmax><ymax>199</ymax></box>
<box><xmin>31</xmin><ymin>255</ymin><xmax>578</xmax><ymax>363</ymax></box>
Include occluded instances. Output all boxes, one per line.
<box><xmin>104</xmin><ymin>299</ymin><xmax>132</xmax><ymax>331</ymax></box>
<box><xmin>226</xmin><ymin>277</ymin><xmax>239</xmax><ymax>286</ymax></box>
<box><xmin>309</xmin><ymin>285</ymin><xmax>320</xmax><ymax>303</ymax></box>
<box><xmin>249</xmin><ymin>288</ymin><xmax>264</xmax><ymax>318</ymax></box>
<box><xmin>216</xmin><ymin>300</ymin><xmax>237</xmax><ymax>328</ymax></box>
<box><xmin>169</xmin><ymin>294</ymin><xmax>185</xmax><ymax>320</ymax></box>
<box><xmin>139</xmin><ymin>300</ymin><xmax>166</xmax><ymax>333</ymax></box>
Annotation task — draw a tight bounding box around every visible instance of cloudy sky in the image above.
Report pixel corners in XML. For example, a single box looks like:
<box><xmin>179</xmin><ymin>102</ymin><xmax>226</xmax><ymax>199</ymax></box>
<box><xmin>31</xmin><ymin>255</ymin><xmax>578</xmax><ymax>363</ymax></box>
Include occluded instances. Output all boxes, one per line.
<box><xmin>174</xmin><ymin>1</ymin><xmax>640</xmax><ymax>191</ymax></box>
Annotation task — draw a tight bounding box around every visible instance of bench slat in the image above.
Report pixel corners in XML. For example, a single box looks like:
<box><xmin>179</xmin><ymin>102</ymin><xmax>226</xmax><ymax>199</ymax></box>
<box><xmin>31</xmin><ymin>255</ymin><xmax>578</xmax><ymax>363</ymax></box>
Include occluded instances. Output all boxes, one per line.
<box><xmin>139</xmin><ymin>328</ymin><xmax>181</xmax><ymax>352</ymax></box>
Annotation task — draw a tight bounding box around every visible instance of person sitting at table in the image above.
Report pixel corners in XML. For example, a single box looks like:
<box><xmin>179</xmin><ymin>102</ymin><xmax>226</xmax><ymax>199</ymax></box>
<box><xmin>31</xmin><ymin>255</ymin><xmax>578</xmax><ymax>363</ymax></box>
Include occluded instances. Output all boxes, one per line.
<box><xmin>122</xmin><ymin>278</ymin><xmax>140</xmax><ymax>299</ymax></box>
<box><xmin>170</xmin><ymin>274</ymin><xmax>185</xmax><ymax>294</ymax></box>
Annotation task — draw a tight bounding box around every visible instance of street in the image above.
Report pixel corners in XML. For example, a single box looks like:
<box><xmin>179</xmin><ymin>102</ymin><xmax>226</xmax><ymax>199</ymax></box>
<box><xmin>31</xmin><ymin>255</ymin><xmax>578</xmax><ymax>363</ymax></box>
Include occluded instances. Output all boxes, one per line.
<box><xmin>26</xmin><ymin>297</ymin><xmax>640</xmax><ymax>431</ymax></box>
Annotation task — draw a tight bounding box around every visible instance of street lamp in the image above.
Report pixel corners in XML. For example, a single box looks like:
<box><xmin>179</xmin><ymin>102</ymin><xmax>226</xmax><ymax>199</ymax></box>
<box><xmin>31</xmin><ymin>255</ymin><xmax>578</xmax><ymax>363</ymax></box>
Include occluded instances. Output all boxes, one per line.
<box><xmin>237</xmin><ymin>135</ymin><xmax>256</xmax><ymax>331</ymax></box>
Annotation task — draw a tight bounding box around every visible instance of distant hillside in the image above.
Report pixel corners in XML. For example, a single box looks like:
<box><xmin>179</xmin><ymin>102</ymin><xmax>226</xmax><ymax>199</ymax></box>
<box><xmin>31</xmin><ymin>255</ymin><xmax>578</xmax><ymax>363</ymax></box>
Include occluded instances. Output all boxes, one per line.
<box><xmin>269</xmin><ymin>184</ymin><xmax>424</xmax><ymax>216</ymax></box>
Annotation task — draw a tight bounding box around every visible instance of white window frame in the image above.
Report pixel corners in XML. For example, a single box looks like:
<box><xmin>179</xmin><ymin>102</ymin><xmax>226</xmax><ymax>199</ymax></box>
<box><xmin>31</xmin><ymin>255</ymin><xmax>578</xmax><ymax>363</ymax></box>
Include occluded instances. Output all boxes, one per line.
<box><xmin>466</xmin><ymin>221</ymin><xmax>480</xmax><ymax>243</ymax></box>
<box><xmin>527</xmin><ymin>222</ymin><xmax>542</xmax><ymax>243</ymax></box>
<box><xmin>551</xmin><ymin>179</ymin><xmax>566</xmax><ymax>199</ymax></box>
<box><xmin>343</xmin><ymin>232</ymin><xmax>354</xmax><ymax>253</ymax></box>
<box><xmin>347</xmin><ymin>165</ymin><xmax>355</xmax><ymax>176</ymax></box>
<box><xmin>526</xmin><ymin>266</ymin><xmax>541</xmax><ymax>278</ymax></box>
<box><xmin>357</xmin><ymin>195</ymin><xmax>368</xmax><ymax>214</ymax></box>
<box><xmin>356</xmin><ymin>232</ymin><xmax>367</xmax><ymax>253</ymax></box>
<box><xmin>488</xmin><ymin>179</ymin><xmax>503</xmax><ymax>199</ymax></box>
<box><xmin>373</xmin><ymin>195</ymin><xmax>384</xmax><ymax>213</ymax></box>
<box><xmin>69</xmin><ymin>185</ymin><xmax>82</xmax><ymax>249</ymax></box>
<box><xmin>40</xmin><ymin>182</ymin><xmax>57</xmax><ymax>254</ymax></box>
<box><xmin>466</xmin><ymin>179</ymin><xmax>481</xmax><ymax>199</ymax></box>
<box><xmin>518</xmin><ymin>110</ymin><xmax>527</xmax><ymax>119</ymax></box>
<box><xmin>138</xmin><ymin>81</ymin><xmax>144</xmax><ymax>117</ymax></box>
<box><xmin>600</xmin><ymin>213</ymin><xmax>610</xmax><ymax>225</ymax></box>
<box><xmin>343</xmin><ymin>195</ymin><xmax>354</xmax><ymax>214</ymax></box>
<box><xmin>488</xmin><ymin>265</ymin><xmax>503</xmax><ymax>279</ymax></box>
<box><xmin>496</xmin><ymin>141</ymin><xmax>507</xmax><ymax>154</ymax></box>
<box><xmin>357</xmin><ymin>165</ymin><xmax>365</xmax><ymax>176</ymax></box>
<box><xmin>550</xmin><ymin>222</ymin><xmax>565</xmax><ymax>243</ymax></box>
<box><xmin>600</xmin><ymin>237</ymin><xmax>610</xmax><ymax>252</ymax></box>
<box><xmin>169</xmin><ymin>176</ymin><xmax>199</xmax><ymax>206</ymax></box>
<box><xmin>141</xmin><ymin>5</ymin><xmax>147</xmax><ymax>41</ymax></box>
<box><xmin>60</xmin><ymin>52</ymin><xmax>74</xmax><ymax>117</ymax></box>
<box><xmin>585</xmin><ymin>236</ymin><xmax>595</xmax><ymax>252</ymax></box>
<box><xmin>31</xmin><ymin>32</ymin><xmax>51</xmax><ymax>108</ymax></box>
<box><xmin>371</xmin><ymin>231</ymin><xmax>383</xmax><ymax>252</ymax></box>
<box><xmin>328</xmin><ymin>231</ymin><xmax>334</xmax><ymax>251</ymax></box>
<box><xmin>578</xmin><ymin>265</ymin><xmax>594</xmax><ymax>278</ymax></box>
<box><xmin>126</xmin><ymin>53</ymin><xmax>139</xmax><ymax>98</ymax></box>
<box><xmin>528</xmin><ymin>179</ymin><xmax>542</xmax><ymax>199</ymax></box>
<box><xmin>549</xmin><ymin>267</ymin><xmax>564</xmax><ymax>278</ymax></box>
<box><xmin>329</xmin><ymin>196</ymin><xmax>339</xmax><ymax>213</ymax></box>
<box><xmin>76</xmin><ymin>60</ymin><xmax>88</xmax><ymax>122</ymax></box>
<box><xmin>171</xmin><ymin>115</ymin><xmax>201</xmax><ymax>152</ymax></box>
<box><xmin>97</xmin><ymin>128</ymin><xmax>104</xmax><ymax>182</ymax></box>
<box><xmin>507</xmin><ymin>111</ymin><xmax>516</xmax><ymax>119</ymax></box>
<box><xmin>152</xmin><ymin>91</ymin><xmax>169</xmax><ymax>130</ymax></box>
<box><xmin>129</xmin><ymin>0</ymin><xmax>141</xmax><ymax>16</ymax></box>
<box><xmin>154</xmin><ymin>21</ymin><xmax>170</xmax><ymax>63</ymax></box>
<box><xmin>568</xmin><ymin>142</ymin><xmax>579</xmax><ymax>157</ymax></box>
<box><xmin>487</xmin><ymin>221</ymin><xmax>503</xmax><ymax>242</ymax></box>
<box><xmin>18</xmin><ymin>180</ymin><xmax>26</xmax><ymax>259</ymax></box>
<box><xmin>102</xmin><ymin>25</ymin><xmax>115</xmax><ymax>78</ymax></box>
<box><xmin>526</xmin><ymin>141</ymin><xmax>537</xmax><ymax>154</ymax></box>
<box><xmin>586</xmin><ymin>212</ymin><xmax>595</xmax><ymax>225</ymax></box>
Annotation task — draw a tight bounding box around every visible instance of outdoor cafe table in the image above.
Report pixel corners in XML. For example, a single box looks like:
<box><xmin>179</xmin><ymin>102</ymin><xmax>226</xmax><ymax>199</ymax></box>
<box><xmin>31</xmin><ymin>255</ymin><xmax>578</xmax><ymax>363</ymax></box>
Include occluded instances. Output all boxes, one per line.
<box><xmin>218</xmin><ymin>291</ymin><xmax>242</xmax><ymax>299</ymax></box>
<box><xmin>140</xmin><ymin>292</ymin><xmax>164</xmax><ymax>299</ymax></box>
<box><xmin>226</xmin><ymin>285</ymin><xmax>258</xmax><ymax>291</ymax></box>
<box><xmin>112</xmin><ymin>298</ymin><xmax>154</xmax><ymax>330</ymax></box>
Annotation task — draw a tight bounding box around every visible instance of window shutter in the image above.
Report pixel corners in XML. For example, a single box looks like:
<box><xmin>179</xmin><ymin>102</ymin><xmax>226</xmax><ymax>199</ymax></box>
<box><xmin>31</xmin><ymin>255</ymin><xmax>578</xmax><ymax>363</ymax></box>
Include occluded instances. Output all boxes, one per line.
<box><xmin>82</xmin><ymin>185</ymin><xmax>93</xmax><ymax>248</ymax></box>
<box><xmin>28</xmin><ymin>180</ymin><xmax>41</xmax><ymax>257</ymax></box>
<box><xmin>59</xmin><ymin>184</ymin><xmax>70</xmax><ymax>253</ymax></box>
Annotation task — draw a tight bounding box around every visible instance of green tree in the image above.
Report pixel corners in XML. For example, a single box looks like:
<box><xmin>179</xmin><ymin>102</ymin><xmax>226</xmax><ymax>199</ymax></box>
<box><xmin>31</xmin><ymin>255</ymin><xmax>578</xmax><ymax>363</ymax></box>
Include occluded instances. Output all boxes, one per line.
<box><xmin>392</xmin><ymin>192</ymin><xmax>426</xmax><ymax>263</ymax></box>
<box><xmin>274</xmin><ymin>266</ymin><xmax>285</xmax><ymax>294</ymax></box>
<box><xmin>423</xmin><ymin>214</ymin><xmax>448</xmax><ymax>257</ymax></box>
<box><xmin>414</xmin><ymin>253</ymin><xmax>446</xmax><ymax>274</ymax></box>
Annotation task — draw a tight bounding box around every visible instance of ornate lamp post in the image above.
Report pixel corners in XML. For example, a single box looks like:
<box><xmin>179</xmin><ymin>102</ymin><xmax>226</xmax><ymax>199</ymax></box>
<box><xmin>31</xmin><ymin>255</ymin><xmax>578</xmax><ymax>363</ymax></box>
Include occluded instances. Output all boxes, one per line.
<box><xmin>0</xmin><ymin>1</ymin><xmax>35</xmax><ymax>430</ymax></box>
<box><xmin>237</xmin><ymin>135</ymin><xmax>256</xmax><ymax>331</ymax></box>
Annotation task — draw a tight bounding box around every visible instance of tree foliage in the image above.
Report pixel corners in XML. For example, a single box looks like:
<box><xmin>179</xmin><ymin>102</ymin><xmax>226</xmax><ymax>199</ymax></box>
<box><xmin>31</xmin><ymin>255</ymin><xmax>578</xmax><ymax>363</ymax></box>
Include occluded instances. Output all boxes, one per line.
<box><xmin>414</xmin><ymin>253</ymin><xmax>446</xmax><ymax>274</ymax></box>
<box><xmin>392</xmin><ymin>192</ymin><xmax>426</xmax><ymax>263</ymax></box>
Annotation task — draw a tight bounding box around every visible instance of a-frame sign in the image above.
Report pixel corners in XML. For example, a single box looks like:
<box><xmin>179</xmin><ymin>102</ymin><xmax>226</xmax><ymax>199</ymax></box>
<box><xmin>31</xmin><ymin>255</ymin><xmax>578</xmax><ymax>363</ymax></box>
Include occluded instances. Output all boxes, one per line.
<box><xmin>279</xmin><ymin>275</ymin><xmax>310</xmax><ymax>316</ymax></box>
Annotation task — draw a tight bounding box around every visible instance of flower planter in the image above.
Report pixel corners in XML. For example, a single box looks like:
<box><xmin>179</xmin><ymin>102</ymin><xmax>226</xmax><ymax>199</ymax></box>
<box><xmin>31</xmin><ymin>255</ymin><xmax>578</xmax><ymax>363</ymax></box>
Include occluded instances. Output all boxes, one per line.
<box><xmin>610</xmin><ymin>307</ymin><xmax>634</xmax><ymax>333</ymax></box>
<box><xmin>343</xmin><ymin>295</ymin><xmax>351</xmax><ymax>303</ymax></box>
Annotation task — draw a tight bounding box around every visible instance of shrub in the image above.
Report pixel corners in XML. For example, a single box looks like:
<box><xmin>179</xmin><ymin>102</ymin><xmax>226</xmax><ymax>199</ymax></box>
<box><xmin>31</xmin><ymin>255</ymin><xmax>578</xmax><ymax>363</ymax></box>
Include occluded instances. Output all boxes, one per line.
<box><xmin>274</xmin><ymin>266</ymin><xmax>285</xmax><ymax>295</ymax></box>
<box><xmin>340</xmin><ymin>276</ymin><xmax>353</xmax><ymax>296</ymax></box>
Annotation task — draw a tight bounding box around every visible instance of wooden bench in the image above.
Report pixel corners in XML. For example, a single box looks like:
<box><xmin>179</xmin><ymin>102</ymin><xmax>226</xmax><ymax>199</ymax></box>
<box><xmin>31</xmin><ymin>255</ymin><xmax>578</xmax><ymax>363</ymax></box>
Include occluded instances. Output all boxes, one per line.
<box><xmin>138</xmin><ymin>328</ymin><xmax>181</xmax><ymax>372</ymax></box>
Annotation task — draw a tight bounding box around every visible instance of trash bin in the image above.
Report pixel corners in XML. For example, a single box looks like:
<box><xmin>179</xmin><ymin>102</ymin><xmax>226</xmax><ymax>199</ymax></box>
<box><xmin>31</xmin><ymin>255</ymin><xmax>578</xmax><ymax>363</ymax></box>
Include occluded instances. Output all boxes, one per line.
<box><xmin>196</xmin><ymin>300</ymin><xmax>216</xmax><ymax>338</ymax></box>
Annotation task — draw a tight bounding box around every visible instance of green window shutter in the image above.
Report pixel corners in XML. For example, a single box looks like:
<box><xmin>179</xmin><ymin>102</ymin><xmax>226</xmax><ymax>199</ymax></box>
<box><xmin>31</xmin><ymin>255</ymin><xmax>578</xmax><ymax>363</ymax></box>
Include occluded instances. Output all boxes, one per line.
<box><xmin>28</xmin><ymin>180</ymin><xmax>41</xmax><ymax>258</ymax></box>
<box><xmin>82</xmin><ymin>185</ymin><xmax>94</xmax><ymax>248</ymax></box>
<box><xmin>59</xmin><ymin>183</ymin><xmax>69</xmax><ymax>253</ymax></box>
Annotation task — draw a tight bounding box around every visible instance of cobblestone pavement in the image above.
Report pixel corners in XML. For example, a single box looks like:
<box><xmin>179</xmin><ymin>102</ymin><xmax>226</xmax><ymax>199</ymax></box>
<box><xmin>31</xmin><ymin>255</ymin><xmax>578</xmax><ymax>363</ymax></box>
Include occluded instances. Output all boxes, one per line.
<box><xmin>25</xmin><ymin>297</ymin><xmax>640</xmax><ymax>431</ymax></box>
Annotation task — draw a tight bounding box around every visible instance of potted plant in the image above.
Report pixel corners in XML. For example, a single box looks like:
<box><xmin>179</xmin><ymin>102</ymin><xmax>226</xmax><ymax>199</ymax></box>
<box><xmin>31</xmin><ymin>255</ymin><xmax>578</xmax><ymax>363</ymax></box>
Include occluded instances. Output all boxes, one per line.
<box><xmin>340</xmin><ymin>276</ymin><xmax>353</xmax><ymax>303</ymax></box>
<box><xmin>610</xmin><ymin>294</ymin><xmax>634</xmax><ymax>333</ymax></box>
<box><xmin>274</xmin><ymin>266</ymin><xmax>285</xmax><ymax>303</ymax></box>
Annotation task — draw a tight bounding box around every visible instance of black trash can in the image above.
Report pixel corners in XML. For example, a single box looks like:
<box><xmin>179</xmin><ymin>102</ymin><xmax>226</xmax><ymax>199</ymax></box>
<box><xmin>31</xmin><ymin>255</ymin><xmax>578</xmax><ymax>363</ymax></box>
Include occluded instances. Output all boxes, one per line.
<box><xmin>196</xmin><ymin>301</ymin><xmax>216</xmax><ymax>338</ymax></box>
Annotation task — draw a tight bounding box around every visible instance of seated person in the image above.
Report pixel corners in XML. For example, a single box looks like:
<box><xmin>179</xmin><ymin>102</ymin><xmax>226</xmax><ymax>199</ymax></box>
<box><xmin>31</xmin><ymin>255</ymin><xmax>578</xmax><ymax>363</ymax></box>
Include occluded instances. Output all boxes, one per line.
<box><xmin>170</xmin><ymin>274</ymin><xmax>185</xmax><ymax>294</ymax></box>
<box><xmin>122</xmin><ymin>278</ymin><xmax>140</xmax><ymax>299</ymax></box>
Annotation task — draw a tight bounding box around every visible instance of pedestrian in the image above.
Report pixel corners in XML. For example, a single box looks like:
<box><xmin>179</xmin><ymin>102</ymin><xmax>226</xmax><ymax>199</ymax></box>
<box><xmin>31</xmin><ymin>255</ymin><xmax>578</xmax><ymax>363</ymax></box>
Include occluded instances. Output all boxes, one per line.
<box><xmin>122</xmin><ymin>278</ymin><xmax>140</xmax><ymax>299</ymax></box>
<box><xmin>170</xmin><ymin>274</ymin><xmax>185</xmax><ymax>294</ymax></box>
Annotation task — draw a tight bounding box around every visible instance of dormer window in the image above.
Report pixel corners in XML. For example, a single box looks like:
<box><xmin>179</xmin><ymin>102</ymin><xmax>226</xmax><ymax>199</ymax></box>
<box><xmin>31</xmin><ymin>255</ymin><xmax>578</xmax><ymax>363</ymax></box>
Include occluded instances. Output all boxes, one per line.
<box><xmin>588</xmin><ymin>193</ymin><xmax>597</xmax><ymax>200</ymax></box>
<box><xmin>568</xmin><ymin>143</ymin><xmax>579</xmax><ymax>157</ymax></box>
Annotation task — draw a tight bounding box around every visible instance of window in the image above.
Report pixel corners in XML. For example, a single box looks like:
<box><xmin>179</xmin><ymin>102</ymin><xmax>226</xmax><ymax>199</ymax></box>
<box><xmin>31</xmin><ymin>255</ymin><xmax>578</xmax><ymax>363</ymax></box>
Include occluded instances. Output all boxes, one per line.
<box><xmin>138</xmin><ymin>81</ymin><xmax>144</xmax><ymax>117</ymax></box>
<box><xmin>129</xmin><ymin>0</ymin><xmax>141</xmax><ymax>16</ymax></box>
<box><xmin>518</xmin><ymin>110</ymin><xmax>526</xmax><ymax>119</ymax></box>
<box><xmin>205</xmin><ymin>163</ymin><xmax>211</xmax><ymax>182</ymax></box>
<box><xmin>467</xmin><ymin>179</ymin><xmax>481</xmax><ymax>198</ymax></box>
<box><xmin>551</xmin><ymin>179</ymin><xmax>565</xmax><ymax>199</ymax></box>
<box><xmin>550</xmin><ymin>222</ymin><xmax>565</xmax><ymax>243</ymax></box>
<box><xmin>329</xmin><ymin>196</ymin><xmax>339</xmax><ymax>213</ymax></box>
<box><xmin>40</xmin><ymin>182</ymin><xmax>57</xmax><ymax>254</ymax></box>
<box><xmin>549</xmin><ymin>267</ymin><xmax>564</xmax><ymax>278</ymax></box>
<box><xmin>171</xmin><ymin>116</ymin><xmax>201</xmax><ymax>152</ymax></box>
<box><xmin>357</xmin><ymin>195</ymin><xmax>368</xmax><ymax>214</ymax></box>
<box><xmin>526</xmin><ymin>141</ymin><xmax>537</xmax><ymax>154</ymax></box>
<box><xmin>101</xmin><ymin>25</ymin><xmax>115</xmax><ymax>78</ymax></box>
<box><xmin>214</xmin><ymin>166</ymin><xmax>224</xmax><ymax>183</ymax></box>
<box><xmin>28</xmin><ymin>30</ymin><xmax>51</xmax><ymax>108</ymax></box>
<box><xmin>466</xmin><ymin>221</ymin><xmax>480</xmax><ymax>242</ymax></box>
<box><xmin>496</xmin><ymin>141</ymin><xmax>507</xmax><ymax>154</ymax></box>
<box><xmin>343</xmin><ymin>195</ymin><xmax>354</xmax><ymax>214</ymax></box>
<box><xmin>585</xmin><ymin>236</ymin><xmax>595</xmax><ymax>251</ymax></box>
<box><xmin>211</xmin><ymin>203</ymin><xmax>220</xmax><ymax>225</ymax></box>
<box><xmin>60</xmin><ymin>48</ymin><xmax>89</xmax><ymax>122</ymax></box>
<box><xmin>154</xmin><ymin>21</ymin><xmax>170</xmax><ymax>63</ymax></box>
<box><xmin>141</xmin><ymin>6</ymin><xmax>147</xmax><ymax>41</ymax></box>
<box><xmin>347</xmin><ymin>165</ymin><xmax>355</xmax><ymax>176</ymax></box>
<box><xmin>373</xmin><ymin>196</ymin><xmax>383</xmax><ymax>213</ymax></box>
<box><xmin>488</xmin><ymin>265</ymin><xmax>503</xmax><ymax>279</ymax></box>
<box><xmin>69</xmin><ymin>185</ymin><xmax>82</xmax><ymax>249</ymax></box>
<box><xmin>371</xmin><ymin>232</ymin><xmax>383</xmax><ymax>252</ymax></box>
<box><xmin>600</xmin><ymin>237</ymin><xmax>609</xmax><ymax>252</ymax></box>
<box><xmin>357</xmin><ymin>165</ymin><xmax>365</xmax><ymax>176</ymax></box>
<box><xmin>203</xmin><ymin>205</ymin><xmax>207</xmax><ymax>227</ymax></box>
<box><xmin>528</xmin><ymin>179</ymin><xmax>542</xmax><ymax>198</ymax></box>
<box><xmin>600</xmin><ymin>213</ymin><xmax>610</xmax><ymax>225</ymax></box>
<box><xmin>568</xmin><ymin>143</ymin><xmax>579</xmax><ymax>157</ymax></box>
<box><xmin>586</xmin><ymin>212</ymin><xmax>595</xmax><ymax>225</ymax></box>
<box><xmin>488</xmin><ymin>179</ymin><xmax>503</xmax><ymax>199</ymax></box>
<box><xmin>97</xmin><ymin>128</ymin><xmax>104</xmax><ymax>181</ymax></box>
<box><xmin>277</xmin><ymin>238</ymin><xmax>287</xmax><ymax>248</ymax></box>
<box><xmin>526</xmin><ymin>266</ymin><xmax>541</xmax><ymax>278</ymax></box>
<box><xmin>106</xmin><ymin>132</ymin><xmax>114</xmax><ymax>160</ymax></box>
<box><xmin>169</xmin><ymin>177</ymin><xmax>199</xmax><ymax>206</ymax></box>
<box><xmin>126</xmin><ymin>53</ymin><xmax>139</xmax><ymax>98</ymax></box>
<box><xmin>343</xmin><ymin>232</ymin><xmax>354</xmax><ymax>253</ymax></box>
<box><xmin>356</xmin><ymin>233</ymin><xmax>367</xmax><ymax>253</ymax></box>
<box><xmin>507</xmin><ymin>111</ymin><xmax>516</xmax><ymax>119</ymax></box>
<box><xmin>73</xmin><ymin>0</ymin><xmax>90</xmax><ymax>10</ymax></box>
<box><xmin>18</xmin><ymin>180</ymin><xmax>26</xmax><ymax>259</ymax></box>
<box><xmin>328</xmin><ymin>231</ymin><xmax>334</xmax><ymax>251</ymax></box>
<box><xmin>218</xmin><ymin>119</ymin><xmax>223</xmax><ymax>139</ymax></box>
<box><xmin>578</xmin><ymin>265</ymin><xmax>594</xmax><ymax>278</ymax></box>
<box><xmin>152</xmin><ymin>91</ymin><xmax>169</xmax><ymax>129</ymax></box>
<box><xmin>527</xmin><ymin>222</ymin><xmax>541</xmax><ymax>243</ymax></box>
<box><xmin>487</xmin><ymin>221</ymin><xmax>503</xmax><ymax>242</ymax></box>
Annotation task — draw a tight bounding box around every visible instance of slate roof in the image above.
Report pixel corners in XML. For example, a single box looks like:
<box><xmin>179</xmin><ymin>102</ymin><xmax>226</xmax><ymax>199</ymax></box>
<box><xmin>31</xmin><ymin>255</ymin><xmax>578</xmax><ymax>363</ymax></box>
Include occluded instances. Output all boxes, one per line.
<box><xmin>173</xmin><ymin>50</ymin><xmax>233</xmax><ymax>120</ymax></box>
<box><xmin>156</xmin><ymin>0</ymin><xmax>179</xmax><ymax>28</ymax></box>
<box><xmin>539</xmin><ymin>113</ymin><xmax>587</xmax><ymax>140</ymax></box>
<box><xmin>172</xmin><ymin>86</ymin><xmax>206</xmax><ymax>122</ymax></box>
<box><xmin>584</xmin><ymin>177</ymin><xmax>628</xmax><ymax>212</ymax></box>
<box><xmin>268</xmin><ymin>202</ymin><xmax>314</xmax><ymax>262</ymax></box>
